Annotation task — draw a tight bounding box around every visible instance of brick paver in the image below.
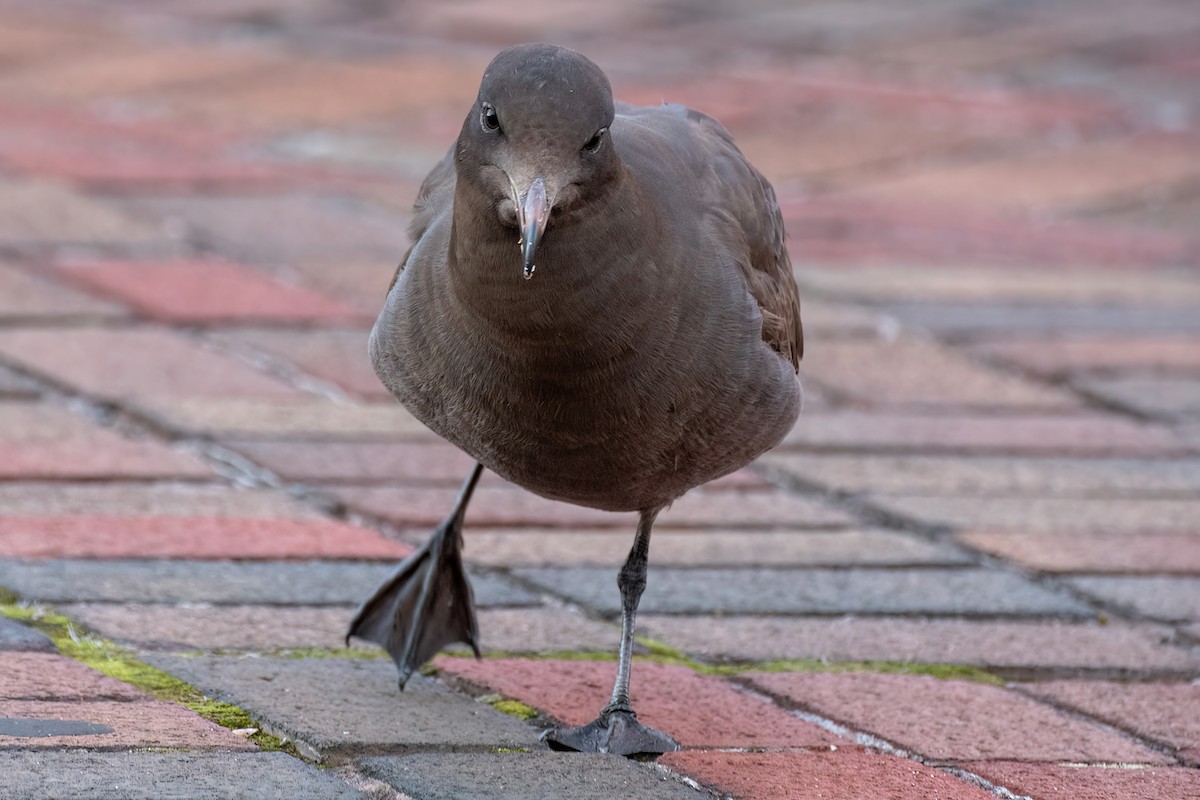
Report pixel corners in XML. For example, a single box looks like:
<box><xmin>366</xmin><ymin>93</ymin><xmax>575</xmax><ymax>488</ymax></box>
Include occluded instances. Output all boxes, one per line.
<box><xmin>438</xmin><ymin>657</ymin><xmax>838</xmax><ymax>749</ymax></box>
<box><xmin>962</xmin><ymin>761</ymin><xmax>1200</xmax><ymax>800</ymax></box>
<box><xmin>1</xmin><ymin>751</ymin><xmax>365</xmax><ymax>800</ymax></box>
<box><xmin>57</xmin><ymin>260</ymin><xmax>368</xmax><ymax>325</ymax></box>
<box><xmin>1024</xmin><ymin>680</ymin><xmax>1200</xmax><ymax>760</ymax></box>
<box><xmin>1</xmin><ymin>0</ymin><xmax>1198</xmax><ymax>796</ymax></box>
<box><xmin>639</xmin><ymin>616</ymin><xmax>1197</xmax><ymax>674</ymax></box>
<box><xmin>0</xmin><ymin>700</ymin><xmax>257</xmax><ymax>751</ymax></box>
<box><xmin>0</xmin><ymin>516</ymin><xmax>410</xmax><ymax>560</ymax></box>
<box><xmin>747</xmin><ymin>672</ymin><xmax>1170</xmax><ymax>763</ymax></box>
<box><xmin>662</xmin><ymin>751</ymin><xmax>997</xmax><ymax>800</ymax></box>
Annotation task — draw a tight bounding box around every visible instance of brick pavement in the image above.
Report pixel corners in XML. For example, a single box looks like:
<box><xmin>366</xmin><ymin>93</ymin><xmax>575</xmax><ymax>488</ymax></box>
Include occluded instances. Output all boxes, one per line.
<box><xmin>0</xmin><ymin>1</ymin><xmax>1197</xmax><ymax>798</ymax></box>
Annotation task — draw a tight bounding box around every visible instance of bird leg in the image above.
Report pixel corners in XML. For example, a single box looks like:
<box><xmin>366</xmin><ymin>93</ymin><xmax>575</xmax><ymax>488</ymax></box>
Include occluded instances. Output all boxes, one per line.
<box><xmin>542</xmin><ymin>509</ymin><xmax>680</xmax><ymax>757</ymax></box>
<box><xmin>347</xmin><ymin>463</ymin><xmax>483</xmax><ymax>687</ymax></box>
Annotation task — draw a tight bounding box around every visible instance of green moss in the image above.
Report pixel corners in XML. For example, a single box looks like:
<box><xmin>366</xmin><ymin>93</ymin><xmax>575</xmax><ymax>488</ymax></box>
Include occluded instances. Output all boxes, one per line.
<box><xmin>0</xmin><ymin>603</ymin><xmax>301</xmax><ymax>755</ymax></box>
<box><xmin>488</xmin><ymin>699</ymin><xmax>540</xmax><ymax>720</ymax></box>
<box><xmin>0</xmin><ymin>586</ymin><xmax>19</xmax><ymax>606</ymax></box>
<box><xmin>699</xmin><ymin>658</ymin><xmax>1003</xmax><ymax>685</ymax></box>
<box><xmin>461</xmin><ymin>642</ymin><xmax>1002</xmax><ymax>686</ymax></box>
<box><xmin>492</xmin><ymin>747</ymin><xmax>533</xmax><ymax>754</ymax></box>
<box><xmin>270</xmin><ymin>646</ymin><xmax>388</xmax><ymax>661</ymax></box>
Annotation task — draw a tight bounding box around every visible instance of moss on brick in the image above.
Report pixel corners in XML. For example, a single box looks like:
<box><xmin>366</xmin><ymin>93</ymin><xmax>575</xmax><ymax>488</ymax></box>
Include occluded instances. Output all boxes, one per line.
<box><xmin>0</xmin><ymin>602</ymin><xmax>301</xmax><ymax>755</ymax></box>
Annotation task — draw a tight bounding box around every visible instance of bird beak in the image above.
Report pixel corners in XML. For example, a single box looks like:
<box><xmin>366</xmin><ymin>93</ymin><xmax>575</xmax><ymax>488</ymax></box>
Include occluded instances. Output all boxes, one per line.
<box><xmin>517</xmin><ymin>177</ymin><xmax>550</xmax><ymax>280</ymax></box>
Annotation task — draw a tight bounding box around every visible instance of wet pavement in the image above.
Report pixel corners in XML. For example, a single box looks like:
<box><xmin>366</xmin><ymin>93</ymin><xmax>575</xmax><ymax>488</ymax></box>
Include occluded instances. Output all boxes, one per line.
<box><xmin>0</xmin><ymin>0</ymin><xmax>1198</xmax><ymax>798</ymax></box>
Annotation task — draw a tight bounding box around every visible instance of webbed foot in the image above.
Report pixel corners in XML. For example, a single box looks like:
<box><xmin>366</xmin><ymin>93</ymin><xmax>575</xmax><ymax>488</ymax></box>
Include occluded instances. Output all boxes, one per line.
<box><xmin>542</xmin><ymin>707</ymin><xmax>679</xmax><ymax>758</ymax></box>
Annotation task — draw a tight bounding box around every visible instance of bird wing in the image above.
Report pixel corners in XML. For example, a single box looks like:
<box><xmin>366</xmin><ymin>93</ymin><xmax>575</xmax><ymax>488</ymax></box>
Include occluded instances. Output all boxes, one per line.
<box><xmin>684</xmin><ymin>107</ymin><xmax>804</xmax><ymax>368</ymax></box>
<box><xmin>387</xmin><ymin>146</ymin><xmax>457</xmax><ymax>293</ymax></box>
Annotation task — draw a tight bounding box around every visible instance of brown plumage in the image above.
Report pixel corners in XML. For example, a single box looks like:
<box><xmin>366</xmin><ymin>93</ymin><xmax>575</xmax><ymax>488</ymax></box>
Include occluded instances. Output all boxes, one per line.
<box><xmin>351</xmin><ymin>43</ymin><xmax>803</xmax><ymax>757</ymax></box>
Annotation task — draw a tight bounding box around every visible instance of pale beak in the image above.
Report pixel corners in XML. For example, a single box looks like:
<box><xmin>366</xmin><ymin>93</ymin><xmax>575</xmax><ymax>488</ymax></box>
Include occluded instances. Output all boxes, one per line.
<box><xmin>517</xmin><ymin>177</ymin><xmax>550</xmax><ymax>280</ymax></box>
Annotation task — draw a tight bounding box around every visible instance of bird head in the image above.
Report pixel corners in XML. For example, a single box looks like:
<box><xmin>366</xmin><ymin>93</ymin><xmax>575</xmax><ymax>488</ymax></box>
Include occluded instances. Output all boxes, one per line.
<box><xmin>456</xmin><ymin>43</ymin><xmax>618</xmax><ymax>280</ymax></box>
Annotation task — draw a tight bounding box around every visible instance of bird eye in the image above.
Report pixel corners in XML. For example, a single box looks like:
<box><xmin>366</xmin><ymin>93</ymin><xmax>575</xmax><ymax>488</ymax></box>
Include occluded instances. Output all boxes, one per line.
<box><xmin>582</xmin><ymin>127</ymin><xmax>607</xmax><ymax>153</ymax></box>
<box><xmin>481</xmin><ymin>103</ymin><xmax>500</xmax><ymax>132</ymax></box>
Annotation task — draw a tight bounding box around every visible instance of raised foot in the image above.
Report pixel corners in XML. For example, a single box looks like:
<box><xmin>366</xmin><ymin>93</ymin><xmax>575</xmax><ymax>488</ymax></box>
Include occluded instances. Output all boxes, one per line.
<box><xmin>345</xmin><ymin>517</ymin><xmax>480</xmax><ymax>688</ymax></box>
<box><xmin>541</xmin><ymin>709</ymin><xmax>679</xmax><ymax>758</ymax></box>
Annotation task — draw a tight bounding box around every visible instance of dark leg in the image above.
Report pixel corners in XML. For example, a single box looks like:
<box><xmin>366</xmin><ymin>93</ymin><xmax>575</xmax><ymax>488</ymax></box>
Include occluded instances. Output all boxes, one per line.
<box><xmin>542</xmin><ymin>509</ymin><xmax>679</xmax><ymax>757</ymax></box>
<box><xmin>347</xmin><ymin>463</ymin><xmax>483</xmax><ymax>687</ymax></box>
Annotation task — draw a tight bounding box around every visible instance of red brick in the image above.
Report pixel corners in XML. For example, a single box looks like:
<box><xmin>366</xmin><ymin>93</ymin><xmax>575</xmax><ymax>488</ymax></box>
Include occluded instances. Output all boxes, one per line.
<box><xmin>0</xmin><ymin>328</ymin><xmax>304</xmax><ymax>402</ymax></box>
<box><xmin>0</xmin><ymin>262</ymin><xmax>121</xmax><ymax>319</ymax></box>
<box><xmin>842</xmin><ymin>134</ymin><xmax>1200</xmax><ymax>216</ymax></box>
<box><xmin>0</xmin><ymin>438</ymin><xmax>211</xmax><ymax>480</ymax></box>
<box><xmin>781</xmin><ymin>412</ymin><xmax>1185</xmax><ymax>456</ymax></box>
<box><xmin>0</xmin><ymin>19</ymin><xmax>97</xmax><ymax>64</ymax></box>
<box><xmin>962</xmin><ymin>761</ymin><xmax>1200</xmax><ymax>800</ymax></box>
<box><xmin>746</xmin><ymin>672</ymin><xmax>1170</xmax><ymax>763</ymax></box>
<box><xmin>0</xmin><ymin>483</ymin><xmax>323</xmax><ymax>519</ymax></box>
<box><xmin>0</xmin><ymin>516</ymin><xmax>409</xmax><ymax>560</ymax></box>
<box><xmin>57</xmin><ymin>261</ymin><xmax>366</xmax><ymax>324</ymax></box>
<box><xmin>639</xmin><ymin>616</ymin><xmax>1197</xmax><ymax>673</ymax></box>
<box><xmin>224</xmin><ymin>440</ymin><xmax>475</xmax><ymax>484</ymax></box>
<box><xmin>0</xmin><ymin>653</ymin><xmax>147</xmax><ymax>700</ymax></box>
<box><xmin>973</xmin><ymin>336</ymin><xmax>1200</xmax><ymax>377</ymax></box>
<box><xmin>437</xmin><ymin>657</ymin><xmax>836</xmax><ymax>749</ymax></box>
<box><xmin>0</xmin><ymin>102</ymin><xmax>236</xmax><ymax>156</ymax></box>
<box><xmin>265</xmin><ymin>259</ymin><xmax>392</xmax><ymax>315</ymax></box>
<box><xmin>959</xmin><ymin>531</ymin><xmax>1200</xmax><ymax>574</ymax></box>
<box><xmin>0</xmin><ymin>42</ymin><xmax>281</xmax><ymax>103</ymax></box>
<box><xmin>119</xmin><ymin>193</ymin><xmax>407</xmax><ymax>266</ymax></box>
<box><xmin>662</xmin><ymin>750</ymin><xmax>996</xmax><ymax>800</ymax></box>
<box><xmin>0</xmin><ymin>176</ymin><xmax>162</xmax><ymax>246</ymax></box>
<box><xmin>735</xmin><ymin>115</ymin><xmax>975</xmax><ymax>183</ymax></box>
<box><xmin>147</xmin><ymin>398</ymin><xmax>434</xmax><ymax>438</ymax></box>
<box><xmin>211</xmin><ymin>329</ymin><xmax>386</xmax><ymax>399</ymax></box>
<box><xmin>0</xmin><ymin>699</ymin><xmax>255</xmax><ymax>750</ymax></box>
<box><xmin>0</xmin><ymin>402</ymin><xmax>211</xmax><ymax>479</ymax></box>
<box><xmin>1</xmin><ymin>146</ymin><xmax>301</xmax><ymax>191</ymax></box>
<box><xmin>783</xmin><ymin>197</ymin><xmax>1194</xmax><ymax>269</ymax></box>
<box><xmin>1024</xmin><ymin>680</ymin><xmax>1200</xmax><ymax>757</ymax></box>
<box><xmin>802</xmin><ymin>337</ymin><xmax>1078</xmax><ymax>409</ymax></box>
<box><xmin>159</xmin><ymin>55</ymin><xmax>483</xmax><ymax>130</ymax></box>
<box><xmin>329</xmin><ymin>485</ymin><xmax>852</xmax><ymax>530</ymax></box>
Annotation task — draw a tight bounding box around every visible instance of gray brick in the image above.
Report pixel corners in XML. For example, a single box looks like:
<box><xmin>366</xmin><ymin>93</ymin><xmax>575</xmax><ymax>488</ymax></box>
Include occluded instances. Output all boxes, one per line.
<box><xmin>0</xmin><ymin>616</ymin><xmax>54</xmax><ymax>652</ymax></box>
<box><xmin>463</xmin><ymin>528</ymin><xmax>970</xmax><ymax>568</ymax></box>
<box><xmin>868</xmin><ymin>496</ymin><xmax>1200</xmax><ymax>532</ymax></box>
<box><xmin>639</xmin><ymin>616</ymin><xmax>1197</xmax><ymax>673</ymax></box>
<box><xmin>0</xmin><ymin>364</ymin><xmax>40</xmax><ymax>398</ymax></box>
<box><xmin>884</xmin><ymin>304</ymin><xmax>1200</xmax><ymax>336</ymax></box>
<box><xmin>514</xmin><ymin>567</ymin><xmax>1092</xmax><ymax>616</ymax></box>
<box><xmin>1079</xmin><ymin>376</ymin><xmax>1200</xmax><ymax>420</ymax></box>
<box><xmin>0</xmin><ymin>751</ymin><xmax>363</xmax><ymax>799</ymax></box>
<box><xmin>359</xmin><ymin>752</ymin><xmax>707</xmax><ymax>799</ymax></box>
<box><xmin>1067</xmin><ymin>576</ymin><xmax>1200</xmax><ymax>622</ymax></box>
<box><xmin>763</xmin><ymin>454</ymin><xmax>1200</xmax><ymax>498</ymax></box>
<box><xmin>0</xmin><ymin>560</ymin><xmax>536</xmax><ymax>607</ymax></box>
<box><xmin>145</xmin><ymin>656</ymin><xmax>542</xmax><ymax>762</ymax></box>
<box><xmin>63</xmin><ymin>604</ymin><xmax>617</xmax><ymax>654</ymax></box>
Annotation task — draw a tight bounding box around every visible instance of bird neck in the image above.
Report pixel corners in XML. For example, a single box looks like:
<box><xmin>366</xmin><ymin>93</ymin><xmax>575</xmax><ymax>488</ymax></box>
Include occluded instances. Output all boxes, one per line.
<box><xmin>446</xmin><ymin>167</ymin><xmax>659</xmax><ymax>344</ymax></box>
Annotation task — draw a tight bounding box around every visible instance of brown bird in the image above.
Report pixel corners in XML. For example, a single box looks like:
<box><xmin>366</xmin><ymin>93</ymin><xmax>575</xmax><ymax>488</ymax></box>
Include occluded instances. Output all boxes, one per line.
<box><xmin>349</xmin><ymin>43</ymin><xmax>803</xmax><ymax>757</ymax></box>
